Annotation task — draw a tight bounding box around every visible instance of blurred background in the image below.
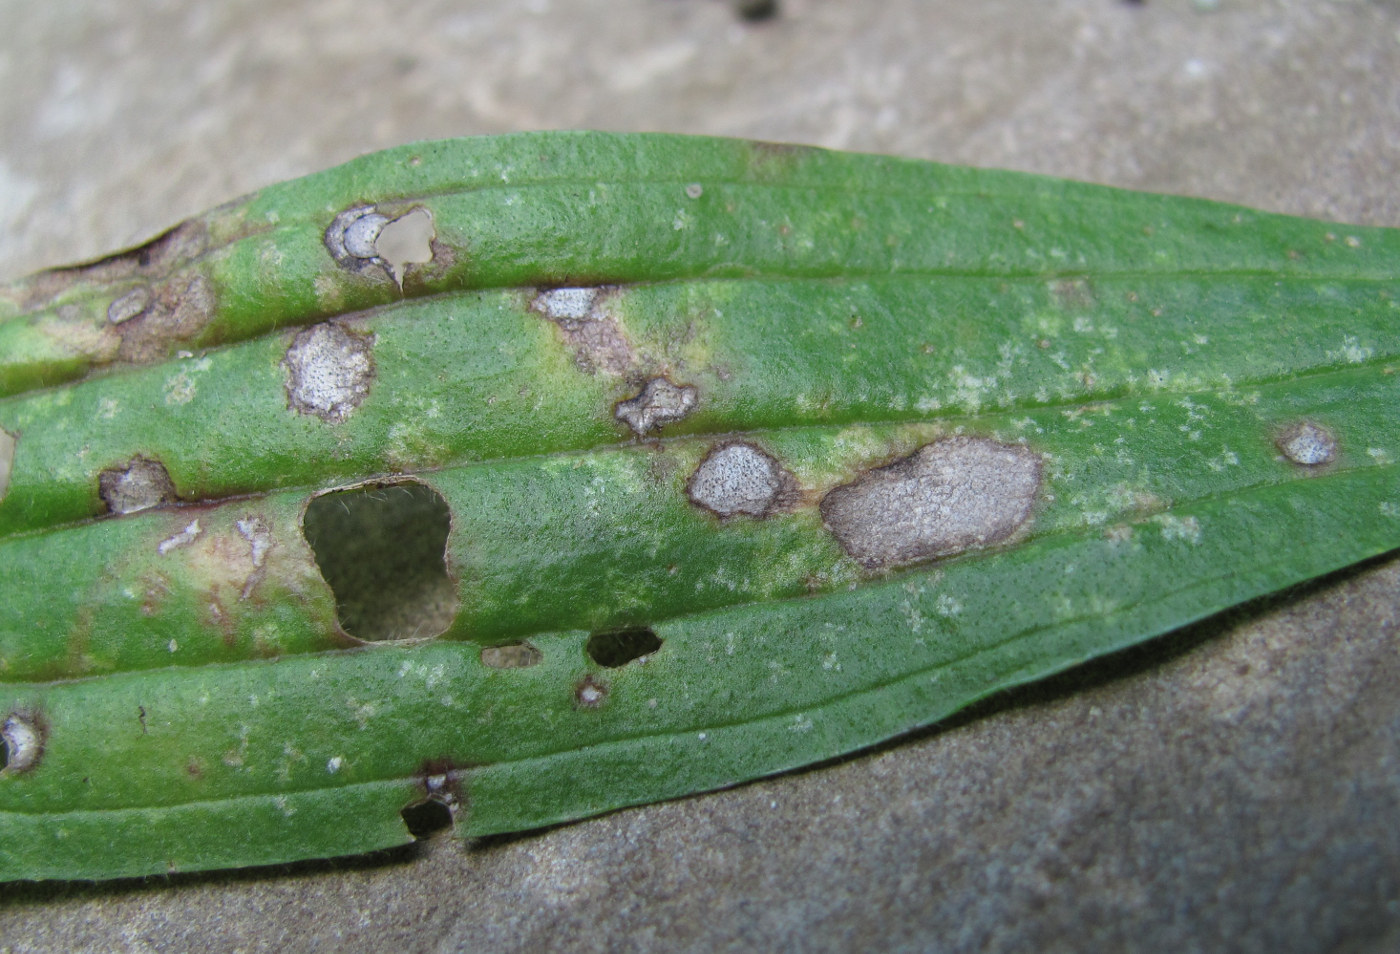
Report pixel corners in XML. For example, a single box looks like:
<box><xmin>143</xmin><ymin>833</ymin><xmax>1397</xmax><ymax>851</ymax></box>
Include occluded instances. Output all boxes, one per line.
<box><xmin>2</xmin><ymin>1</ymin><xmax>1399</xmax><ymax>951</ymax></box>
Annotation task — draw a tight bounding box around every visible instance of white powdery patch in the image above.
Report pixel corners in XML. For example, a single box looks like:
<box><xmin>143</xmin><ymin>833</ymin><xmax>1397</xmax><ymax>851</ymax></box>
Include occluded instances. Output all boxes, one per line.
<box><xmin>1153</xmin><ymin>514</ymin><xmax>1203</xmax><ymax>545</ymax></box>
<box><xmin>1327</xmin><ymin>335</ymin><xmax>1373</xmax><ymax>366</ymax></box>
<box><xmin>282</xmin><ymin>323</ymin><xmax>376</xmax><ymax>422</ymax></box>
<box><xmin>687</xmin><ymin>442</ymin><xmax>785</xmax><ymax>517</ymax></box>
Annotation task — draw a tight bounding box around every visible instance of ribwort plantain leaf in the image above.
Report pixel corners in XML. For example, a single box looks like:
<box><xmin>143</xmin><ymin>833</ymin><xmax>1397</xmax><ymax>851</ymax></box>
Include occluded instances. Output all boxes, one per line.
<box><xmin>1</xmin><ymin>132</ymin><xmax>1397</xmax><ymax>881</ymax></box>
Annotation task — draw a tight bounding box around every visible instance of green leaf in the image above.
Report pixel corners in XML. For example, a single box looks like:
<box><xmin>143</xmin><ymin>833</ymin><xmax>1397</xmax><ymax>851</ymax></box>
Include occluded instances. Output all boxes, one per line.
<box><xmin>1</xmin><ymin>132</ymin><xmax>1397</xmax><ymax>881</ymax></box>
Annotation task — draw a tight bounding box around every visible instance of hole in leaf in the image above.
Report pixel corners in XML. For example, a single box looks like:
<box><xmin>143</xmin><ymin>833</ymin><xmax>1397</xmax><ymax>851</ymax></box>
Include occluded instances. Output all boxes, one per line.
<box><xmin>586</xmin><ymin>627</ymin><xmax>663</xmax><ymax>668</ymax></box>
<box><xmin>400</xmin><ymin>799</ymin><xmax>454</xmax><ymax>839</ymax></box>
<box><xmin>301</xmin><ymin>481</ymin><xmax>457</xmax><ymax>641</ymax></box>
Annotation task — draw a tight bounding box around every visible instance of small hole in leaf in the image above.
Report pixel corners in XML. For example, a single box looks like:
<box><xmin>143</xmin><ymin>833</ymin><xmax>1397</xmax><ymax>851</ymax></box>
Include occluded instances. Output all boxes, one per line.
<box><xmin>586</xmin><ymin>627</ymin><xmax>662</xmax><ymax>668</ymax></box>
<box><xmin>400</xmin><ymin>799</ymin><xmax>454</xmax><ymax>839</ymax></box>
<box><xmin>301</xmin><ymin>481</ymin><xmax>457</xmax><ymax>641</ymax></box>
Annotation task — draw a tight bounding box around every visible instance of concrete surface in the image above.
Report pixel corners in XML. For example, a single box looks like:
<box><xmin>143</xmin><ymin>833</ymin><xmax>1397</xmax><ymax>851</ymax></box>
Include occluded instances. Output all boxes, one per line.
<box><xmin>2</xmin><ymin>1</ymin><xmax>1399</xmax><ymax>951</ymax></box>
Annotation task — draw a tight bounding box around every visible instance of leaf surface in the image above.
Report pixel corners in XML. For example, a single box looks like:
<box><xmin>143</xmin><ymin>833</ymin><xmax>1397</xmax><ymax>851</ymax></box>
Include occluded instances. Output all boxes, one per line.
<box><xmin>1</xmin><ymin>132</ymin><xmax>1397</xmax><ymax>880</ymax></box>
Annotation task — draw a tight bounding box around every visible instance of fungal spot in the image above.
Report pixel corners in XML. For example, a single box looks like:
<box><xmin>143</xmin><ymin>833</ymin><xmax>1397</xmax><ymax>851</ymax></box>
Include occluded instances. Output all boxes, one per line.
<box><xmin>99</xmin><ymin>456</ymin><xmax>176</xmax><ymax>515</ymax></box>
<box><xmin>301</xmin><ymin>480</ymin><xmax>457</xmax><ymax>641</ymax></box>
<box><xmin>113</xmin><ymin>274</ymin><xmax>217</xmax><ymax>363</ymax></box>
<box><xmin>235</xmin><ymin>516</ymin><xmax>273</xmax><ymax>599</ymax></box>
<box><xmin>530</xmin><ymin>286</ymin><xmax>636</xmax><ymax>375</ymax></box>
<box><xmin>587</xmin><ymin>627</ymin><xmax>663</xmax><ymax>667</ymax></box>
<box><xmin>1277</xmin><ymin>421</ymin><xmax>1337</xmax><ymax>466</ymax></box>
<box><xmin>575</xmin><ymin>674</ymin><xmax>609</xmax><ymax>708</ymax></box>
<box><xmin>685</xmin><ymin>183</ymin><xmax>704</xmax><ymax>199</ymax></box>
<box><xmin>282</xmin><ymin>322</ymin><xmax>376</xmax><ymax>422</ymax></box>
<box><xmin>342</xmin><ymin>213</ymin><xmax>390</xmax><ymax>259</ymax></box>
<box><xmin>324</xmin><ymin>205</ymin><xmax>436</xmax><ymax>288</ymax></box>
<box><xmin>687</xmin><ymin>442</ymin><xmax>792</xmax><ymax>518</ymax></box>
<box><xmin>481</xmin><ymin>642</ymin><xmax>544</xmax><ymax>669</ymax></box>
<box><xmin>0</xmin><ymin>428</ymin><xmax>14</xmax><ymax>504</ymax></box>
<box><xmin>157</xmin><ymin>519</ymin><xmax>202</xmax><ymax>555</ymax></box>
<box><xmin>615</xmin><ymin>377</ymin><xmax>698</xmax><ymax>436</ymax></box>
<box><xmin>1050</xmin><ymin>278</ymin><xmax>1096</xmax><ymax>311</ymax></box>
<box><xmin>107</xmin><ymin>286</ymin><xmax>151</xmax><ymax>324</ymax></box>
<box><xmin>534</xmin><ymin>286</ymin><xmax>600</xmax><ymax>322</ymax></box>
<box><xmin>325</xmin><ymin>205</ymin><xmax>381</xmax><ymax>268</ymax></box>
<box><xmin>2</xmin><ymin>712</ymin><xmax>43</xmax><ymax>774</ymax></box>
<box><xmin>820</xmin><ymin>437</ymin><xmax>1042</xmax><ymax>570</ymax></box>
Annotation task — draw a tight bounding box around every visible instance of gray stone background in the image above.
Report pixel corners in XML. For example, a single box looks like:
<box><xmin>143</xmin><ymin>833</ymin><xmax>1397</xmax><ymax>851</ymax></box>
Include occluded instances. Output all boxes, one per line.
<box><xmin>1</xmin><ymin>1</ymin><xmax>1399</xmax><ymax>951</ymax></box>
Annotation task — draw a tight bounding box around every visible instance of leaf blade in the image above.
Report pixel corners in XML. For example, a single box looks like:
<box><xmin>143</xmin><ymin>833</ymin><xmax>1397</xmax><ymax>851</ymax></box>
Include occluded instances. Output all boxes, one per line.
<box><xmin>1</xmin><ymin>132</ymin><xmax>1398</xmax><ymax>881</ymax></box>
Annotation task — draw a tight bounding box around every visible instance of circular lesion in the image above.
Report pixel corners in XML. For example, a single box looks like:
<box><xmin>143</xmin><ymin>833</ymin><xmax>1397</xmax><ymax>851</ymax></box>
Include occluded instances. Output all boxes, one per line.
<box><xmin>1275</xmin><ymin>421</ymin><xmax>1338</xmax><ymax>467</ymax></box>
<box><xmin>1</xmin><ymin>711</ymin><xmax>44</xmax><ymax>774</ymax></box>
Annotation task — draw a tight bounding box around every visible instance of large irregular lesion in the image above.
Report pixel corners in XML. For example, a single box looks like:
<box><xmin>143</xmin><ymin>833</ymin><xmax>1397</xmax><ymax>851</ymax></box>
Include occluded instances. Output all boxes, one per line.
<box><xmin>529</xmin><ymin>286</ymin><xmax>638</xmax><ymax>376</ymax></box>
<box><xmin>819</xmin><ymin>437</ymin><xmax>1043</xmax><ymax>570</ymax></box>
<box><xmin>614</xmin><ymin>376</ymin><xmax>699</xmax><ymax>436</ymax></box>
<box><xmin>9</xmin><ymin>219</ymin><xmax>211</xmax><ymax>313</ymax></box>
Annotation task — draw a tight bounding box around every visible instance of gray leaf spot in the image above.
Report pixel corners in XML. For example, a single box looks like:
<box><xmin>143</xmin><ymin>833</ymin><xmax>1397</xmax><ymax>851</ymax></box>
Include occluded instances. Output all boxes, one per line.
<box><xmin>615</xmin><ymin>377</ymin><xmax>698</xmax><ymax>436</ymax></box>
<box><xmin>820</xmin><ymin>437</ymin><xmax>1042</xmax><ymax>569</ymax></box>
<box><xmin>1276</xmin><ymin>421</ymin><xmax>1337</xmax><ymax>467</ymax></box>
<box><xmin>687</xmin><ymin>442</ymin><xmax>790</xmax><ymax>518</ymax></box>
<box><xmin>282</xmin><ymin>322</ymin><xmax>376</xmax><ymax>423</ymax></box>
<box><xmin>1</xmin><ymin>712</ymin><xmax>43</xmax><ymax>774</ymax></box>
<box><xmin>107</xmin><ymin>286</ymin><xmax>152</xmax><ymax>325</ymax></box>
<box><xmin>99</xmin><ymin>457</ymin><xmax>177</xmax><ymax>515</ymax></box>
<box><xmin>534</xmin><ymin>287</ymin><xmax>601</xmax><ymax>322</ymax></box>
